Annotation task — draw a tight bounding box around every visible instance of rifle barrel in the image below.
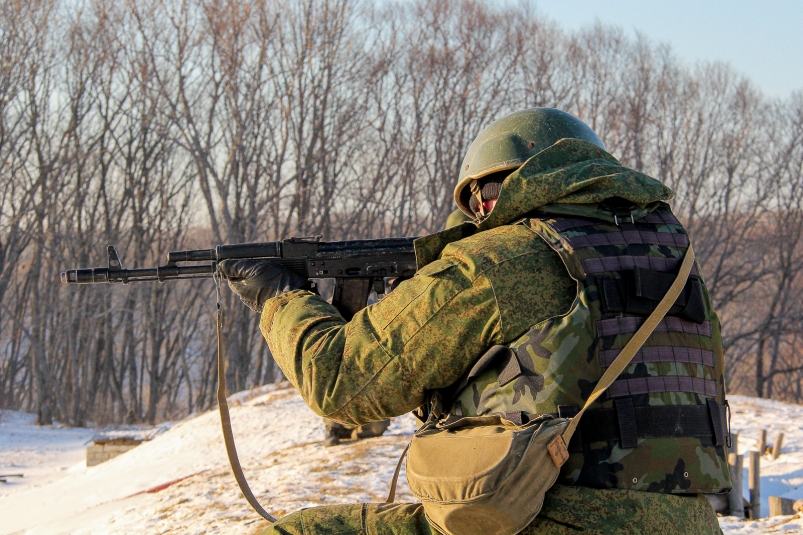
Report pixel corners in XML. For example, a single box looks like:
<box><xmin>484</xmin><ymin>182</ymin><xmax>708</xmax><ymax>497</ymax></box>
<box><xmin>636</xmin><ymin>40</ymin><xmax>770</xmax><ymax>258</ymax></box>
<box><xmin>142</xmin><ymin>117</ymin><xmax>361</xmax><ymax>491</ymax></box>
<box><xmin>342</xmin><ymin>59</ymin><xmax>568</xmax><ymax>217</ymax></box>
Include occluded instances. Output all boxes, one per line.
<box><xmin>61</xmin><ymin>264</ymin><xmax>215</xmax><ymax>284</ymax></box>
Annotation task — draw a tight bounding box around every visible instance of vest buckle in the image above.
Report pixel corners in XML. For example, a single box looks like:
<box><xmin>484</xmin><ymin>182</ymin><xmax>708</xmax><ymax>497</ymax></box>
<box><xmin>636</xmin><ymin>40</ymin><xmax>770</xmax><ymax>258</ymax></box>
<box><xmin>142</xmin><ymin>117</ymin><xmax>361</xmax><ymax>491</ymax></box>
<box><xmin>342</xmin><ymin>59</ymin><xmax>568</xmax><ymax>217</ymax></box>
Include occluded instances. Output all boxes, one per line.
<box><xmin>613</xmin><ymin>212</ymin><xmax>635</xmax><ymax>226</ymax></box>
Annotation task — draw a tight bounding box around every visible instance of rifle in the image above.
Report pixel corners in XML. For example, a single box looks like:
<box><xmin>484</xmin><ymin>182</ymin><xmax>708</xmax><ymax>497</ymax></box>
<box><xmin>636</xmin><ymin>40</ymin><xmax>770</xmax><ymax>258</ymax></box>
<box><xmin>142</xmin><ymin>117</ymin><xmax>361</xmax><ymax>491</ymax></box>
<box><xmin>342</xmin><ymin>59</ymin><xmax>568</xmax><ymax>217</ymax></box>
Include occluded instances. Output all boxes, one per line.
<box><xmin>60</xmin><ymin>234</ymin><xmax>419</xmax><ymax>522</ymax></box>
<box><xmin>60</xmin><ymin>236</ymin><xmax>418</xmax><ymax>319</ymax></box>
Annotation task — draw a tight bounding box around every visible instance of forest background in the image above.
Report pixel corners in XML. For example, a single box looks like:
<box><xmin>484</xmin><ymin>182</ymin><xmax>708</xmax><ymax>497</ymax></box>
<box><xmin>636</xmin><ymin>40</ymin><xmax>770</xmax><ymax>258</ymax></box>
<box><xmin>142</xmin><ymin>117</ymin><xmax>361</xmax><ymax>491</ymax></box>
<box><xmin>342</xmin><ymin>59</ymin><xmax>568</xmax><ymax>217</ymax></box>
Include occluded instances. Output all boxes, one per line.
<box><xmin>2</xmin><ymin>0</ymin><xmax>803</xmax><ymax>426</ymax></box>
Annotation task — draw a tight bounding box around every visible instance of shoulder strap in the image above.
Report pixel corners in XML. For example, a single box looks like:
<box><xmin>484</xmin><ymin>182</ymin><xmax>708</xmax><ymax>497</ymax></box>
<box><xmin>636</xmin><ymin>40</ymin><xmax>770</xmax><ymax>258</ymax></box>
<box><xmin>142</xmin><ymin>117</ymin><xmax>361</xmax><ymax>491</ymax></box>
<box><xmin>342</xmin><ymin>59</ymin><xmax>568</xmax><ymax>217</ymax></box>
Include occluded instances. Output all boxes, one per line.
<box><xmin>561</xmin><ymin>245</ymin><xmax>697</xmax><ymax>447</ymax></box>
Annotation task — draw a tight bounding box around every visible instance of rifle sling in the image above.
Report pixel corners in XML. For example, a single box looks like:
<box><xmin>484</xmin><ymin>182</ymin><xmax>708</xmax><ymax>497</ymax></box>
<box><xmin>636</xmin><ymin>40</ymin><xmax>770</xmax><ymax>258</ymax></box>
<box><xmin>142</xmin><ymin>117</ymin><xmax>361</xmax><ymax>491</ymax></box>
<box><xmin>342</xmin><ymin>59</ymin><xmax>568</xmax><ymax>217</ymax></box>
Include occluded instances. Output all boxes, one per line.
<box><xmin>216</xmin><ymin>276</ymin><xmax>277</xmax><ymax>523</ymax></box>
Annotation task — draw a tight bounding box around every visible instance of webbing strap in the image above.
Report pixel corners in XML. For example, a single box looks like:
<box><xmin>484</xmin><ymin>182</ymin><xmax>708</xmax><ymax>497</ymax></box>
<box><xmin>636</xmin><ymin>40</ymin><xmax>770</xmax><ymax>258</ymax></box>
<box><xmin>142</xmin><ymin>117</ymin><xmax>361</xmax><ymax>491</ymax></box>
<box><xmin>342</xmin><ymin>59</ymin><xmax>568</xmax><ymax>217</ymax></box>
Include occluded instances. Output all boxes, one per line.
<box><xmin>215</xmin><ymin>274</ymin><xmax>277</xmax><ymax>523</ymax></box>
<box><xmin>607</xmin><ymin>375</ymin><xmax>718</xmax><ymax>398</ymax></box>
<box><xmin>599</xmin><ymin>346</ymin><xmax>715</xmax><ymax>368</ymax></box>
<box><xmin>582</xmin><ymin>255</ymin><xmax>699</xmax><ymax>276</ymax></box>
<box><xmin>562</xmin><ymin>404</ymin><xmax>727</xmax><ymax>443</ymax></box>
<box><xmin>707</xmin><ymin>398</ymin><xmax>725</xmax><ymax>447</ymax></box>
<box><xmin>562</xmin><ymin>245</ymin><xmax>696</xmax><ymax>445</ymax></box>
<box><xmin>385</xmin><ymin>442</ymin><xmax>410</xmax><ymax>503</ymax></box>
<box><xmin>566</xmin><ymin>229</ymin><xmax>690</xmax><ymax>249</ymax></box>
<box><xmin>615</xmin><ymin>398</ymin><xmax>638</xmax><ymax>449</ymax></box>
<box><xmin>596</xmin><ymin>316</ymin><xmax>712</xmax><ymax>337</ymax></box>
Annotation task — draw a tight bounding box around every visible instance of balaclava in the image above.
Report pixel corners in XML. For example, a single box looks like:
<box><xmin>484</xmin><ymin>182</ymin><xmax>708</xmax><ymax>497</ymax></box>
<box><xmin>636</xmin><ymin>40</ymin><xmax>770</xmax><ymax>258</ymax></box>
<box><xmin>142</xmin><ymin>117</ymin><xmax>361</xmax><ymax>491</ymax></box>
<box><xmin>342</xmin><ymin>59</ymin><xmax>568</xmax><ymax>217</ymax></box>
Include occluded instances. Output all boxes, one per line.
<box><xmin>468</xmin><ymin>172</ymin><xmax>506</xmax><ymax>216</ymax></box>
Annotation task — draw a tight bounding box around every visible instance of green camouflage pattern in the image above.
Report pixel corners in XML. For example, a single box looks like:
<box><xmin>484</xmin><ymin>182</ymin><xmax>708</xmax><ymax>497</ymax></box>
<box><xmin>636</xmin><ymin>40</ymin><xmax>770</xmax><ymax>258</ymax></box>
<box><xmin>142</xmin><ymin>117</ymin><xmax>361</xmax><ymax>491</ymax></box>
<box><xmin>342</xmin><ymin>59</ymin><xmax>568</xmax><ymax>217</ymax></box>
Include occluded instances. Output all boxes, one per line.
<box><xmin>450</xmin><ymin>206</ymin><xmax>731</xmax><ymax>493</ymax></box>
<box><xmin>262</xmin><ymin>485</ymin><xmax>721</xmax><ymax>535</ymax></box>
<box><xmin>260</xmin><ymin>223</ymin><xmax>575</xmax><ymax>425</ymax></box>
<box><xmin>260</xmin><ymin>138</ymin><xmax>674</xmax><ymax>425</ymax></box>
<box><xmin>444</xmin><ymin>208</ymin><xmax>473</xmax><ymax>230</ymax></box>
<box><xmin>418</xmin><ymin>138</ymin><xmax>674</xmax><ymax>267</ymax></box>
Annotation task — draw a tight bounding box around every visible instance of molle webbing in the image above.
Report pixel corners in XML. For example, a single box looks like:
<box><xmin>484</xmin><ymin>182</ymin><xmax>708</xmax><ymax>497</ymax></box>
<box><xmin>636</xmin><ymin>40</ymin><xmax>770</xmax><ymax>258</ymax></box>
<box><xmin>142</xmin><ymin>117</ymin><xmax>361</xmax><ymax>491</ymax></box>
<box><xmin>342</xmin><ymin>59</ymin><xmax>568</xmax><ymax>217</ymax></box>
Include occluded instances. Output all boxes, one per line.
<box><xmin>548</xmin><ymin>212</ymin><xmax>682</xmax><ymax>232</ymax></box>
<box><xmin>582</xmin><ymin>256</ymin><xmax>699</xmax><ymax>276</ymax></box>
<box><xmin>566</xmin><ymin>230</ymin><xmax>690</xmax><ymax>249</ymax></box>
<box><xmin>531</xmin><ymin>211</ymin><xmax>723</xmax><ymax>402</ymax></box>
<box><xmin>607</xmin><ymin>376</ymin><xmax>718</xmax><ymax>398</ymax></box>
<box><xmin>596</xmin><ymin>316</ymin><xmax>712</xmax><ymax>337</ymax></box>
<box><xmin>536</xmin><ymin>210</ymin><xmax>725</xmax><ymax>404</ymax></box>
<box><xmin>599</xmin><ymin>347</ymin><xmax>715</xmax><ymax>368</ymax></box>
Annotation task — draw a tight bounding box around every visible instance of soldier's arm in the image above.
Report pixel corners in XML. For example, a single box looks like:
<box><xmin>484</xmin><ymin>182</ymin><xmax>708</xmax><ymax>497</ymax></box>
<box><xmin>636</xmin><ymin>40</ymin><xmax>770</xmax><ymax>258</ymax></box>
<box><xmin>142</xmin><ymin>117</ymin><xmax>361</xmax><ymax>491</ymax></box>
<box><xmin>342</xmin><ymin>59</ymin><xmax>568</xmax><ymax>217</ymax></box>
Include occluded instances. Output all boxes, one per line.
<box><xmin>259</xmin><ymin>256</ymin><xmax>501</xmax><ymax>425</ymax></box>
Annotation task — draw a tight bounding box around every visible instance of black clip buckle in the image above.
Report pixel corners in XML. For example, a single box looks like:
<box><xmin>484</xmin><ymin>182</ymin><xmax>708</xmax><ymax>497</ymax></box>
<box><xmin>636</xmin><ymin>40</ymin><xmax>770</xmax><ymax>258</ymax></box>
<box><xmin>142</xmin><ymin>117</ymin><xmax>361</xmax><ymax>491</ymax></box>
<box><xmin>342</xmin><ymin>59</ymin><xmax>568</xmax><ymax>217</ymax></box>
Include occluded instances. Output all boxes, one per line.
<box><xmin>613</xmin><ymin>212</ymin><xmax>635</xmax><ymax>226</ymax></box>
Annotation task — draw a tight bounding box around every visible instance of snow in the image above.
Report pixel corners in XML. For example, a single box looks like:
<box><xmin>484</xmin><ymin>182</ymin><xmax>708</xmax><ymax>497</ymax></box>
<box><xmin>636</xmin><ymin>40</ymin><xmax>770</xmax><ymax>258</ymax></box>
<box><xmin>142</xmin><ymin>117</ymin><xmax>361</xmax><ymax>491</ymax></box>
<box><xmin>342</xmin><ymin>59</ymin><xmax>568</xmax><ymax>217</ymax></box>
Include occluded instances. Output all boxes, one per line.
<box><xmin>89</xmin><ymin>427</ymin><xmax>166</xmax><ymax>444</ymax></box>
<box><xmin>0</xmin><ymin>410</ymin><xmax>94</xmax><ymax>496</ymax></box>
<box><xmin>1</xmin><ymin>387</ymin><xmax>801</xmax><ymax>534</ymax></box>
<box><xmin>719</xmin><ymin>395</ymin><xmax>803</xmax><ymax>534</ymax></box>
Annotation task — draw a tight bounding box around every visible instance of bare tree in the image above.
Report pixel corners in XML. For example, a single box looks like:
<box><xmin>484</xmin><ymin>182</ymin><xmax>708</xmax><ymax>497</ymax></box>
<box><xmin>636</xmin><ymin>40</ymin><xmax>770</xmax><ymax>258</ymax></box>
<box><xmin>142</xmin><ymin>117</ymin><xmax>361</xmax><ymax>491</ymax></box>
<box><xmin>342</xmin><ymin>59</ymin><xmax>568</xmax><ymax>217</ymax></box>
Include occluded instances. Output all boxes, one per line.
<box><xmin>3</xmin><ymin>0</ymin><xmax>803</xmax><ymax>424</ymax></box>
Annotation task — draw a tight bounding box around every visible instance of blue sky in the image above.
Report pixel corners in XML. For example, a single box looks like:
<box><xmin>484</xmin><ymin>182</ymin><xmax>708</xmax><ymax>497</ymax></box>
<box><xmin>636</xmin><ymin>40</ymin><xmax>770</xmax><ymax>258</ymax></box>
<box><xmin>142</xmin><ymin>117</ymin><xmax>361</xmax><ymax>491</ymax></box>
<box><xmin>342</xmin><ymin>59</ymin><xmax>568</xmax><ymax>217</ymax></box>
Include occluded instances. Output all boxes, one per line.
<box><xmin>535</xmin><ymin>0</ymin><xmax>803</xmax><ymax>99</ymax></box>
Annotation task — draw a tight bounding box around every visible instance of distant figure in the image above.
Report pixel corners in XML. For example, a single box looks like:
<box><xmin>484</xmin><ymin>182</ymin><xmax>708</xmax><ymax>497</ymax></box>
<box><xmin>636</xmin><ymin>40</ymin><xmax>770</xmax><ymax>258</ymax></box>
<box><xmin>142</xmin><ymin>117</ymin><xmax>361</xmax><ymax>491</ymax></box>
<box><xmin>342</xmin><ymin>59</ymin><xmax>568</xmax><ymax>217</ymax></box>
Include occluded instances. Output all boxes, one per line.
<box><xmin>322</xmin><ymin>418</ymin><xmax>391</xmax><ymax>447</ymax></box>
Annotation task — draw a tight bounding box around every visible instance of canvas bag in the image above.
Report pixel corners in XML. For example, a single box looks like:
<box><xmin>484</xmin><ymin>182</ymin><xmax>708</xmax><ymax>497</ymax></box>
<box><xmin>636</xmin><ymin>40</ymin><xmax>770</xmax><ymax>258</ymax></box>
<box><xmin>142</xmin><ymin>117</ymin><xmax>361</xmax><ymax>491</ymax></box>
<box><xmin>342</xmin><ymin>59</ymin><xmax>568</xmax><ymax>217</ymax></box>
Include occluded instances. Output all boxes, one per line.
<box><xmin>396</xmin><ymin>246</ymin><xmax>696</xmax><ymax>535</ymax></box>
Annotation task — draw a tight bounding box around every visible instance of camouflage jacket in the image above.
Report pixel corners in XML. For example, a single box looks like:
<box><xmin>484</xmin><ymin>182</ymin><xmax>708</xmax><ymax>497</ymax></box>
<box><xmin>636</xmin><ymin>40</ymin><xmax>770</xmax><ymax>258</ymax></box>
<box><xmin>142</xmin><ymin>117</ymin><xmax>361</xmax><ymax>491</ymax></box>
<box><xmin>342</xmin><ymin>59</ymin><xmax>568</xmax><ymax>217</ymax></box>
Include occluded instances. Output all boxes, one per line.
<box><xmin>261</xmin><ymin>138</ymin><xmax>676</xmax><ymax>425</ymax></box>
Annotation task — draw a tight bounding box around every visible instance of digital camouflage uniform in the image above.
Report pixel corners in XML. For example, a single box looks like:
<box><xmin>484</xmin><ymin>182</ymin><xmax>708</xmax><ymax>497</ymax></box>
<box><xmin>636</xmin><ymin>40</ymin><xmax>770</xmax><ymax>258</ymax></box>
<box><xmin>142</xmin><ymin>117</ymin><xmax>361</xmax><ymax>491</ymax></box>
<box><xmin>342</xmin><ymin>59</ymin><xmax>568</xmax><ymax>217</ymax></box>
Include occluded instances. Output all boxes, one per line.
<box><xmin>444</xmin><ymin>208</ymin><xmax>473</xmax><ymax>230</ymax></box>
<box><xmin>260</xmin><ymin>139</ymin><xmax>723</xmax><ymax>534</ymax></box>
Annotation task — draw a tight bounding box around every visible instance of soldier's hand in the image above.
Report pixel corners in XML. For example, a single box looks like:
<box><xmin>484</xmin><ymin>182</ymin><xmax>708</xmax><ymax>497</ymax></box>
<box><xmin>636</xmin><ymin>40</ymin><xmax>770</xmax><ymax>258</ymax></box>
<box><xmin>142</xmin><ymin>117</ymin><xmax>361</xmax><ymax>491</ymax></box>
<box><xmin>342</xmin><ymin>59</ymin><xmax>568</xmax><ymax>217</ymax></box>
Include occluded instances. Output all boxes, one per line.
<box><xmin>217</xmin><ymin>259</ymin><xmax>307</xmax><ymax>313</ymax></box>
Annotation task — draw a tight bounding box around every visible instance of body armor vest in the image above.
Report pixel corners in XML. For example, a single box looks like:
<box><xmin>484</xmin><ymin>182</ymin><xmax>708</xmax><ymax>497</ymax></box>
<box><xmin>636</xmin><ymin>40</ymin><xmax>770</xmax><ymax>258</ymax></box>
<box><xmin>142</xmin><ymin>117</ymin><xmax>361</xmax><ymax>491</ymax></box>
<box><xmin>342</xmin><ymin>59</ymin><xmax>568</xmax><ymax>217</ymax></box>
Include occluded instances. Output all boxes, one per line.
<box><xmin>447</xmin><ymin>204</ymin><xmax>732</xmax><ymax>494</ymax></box>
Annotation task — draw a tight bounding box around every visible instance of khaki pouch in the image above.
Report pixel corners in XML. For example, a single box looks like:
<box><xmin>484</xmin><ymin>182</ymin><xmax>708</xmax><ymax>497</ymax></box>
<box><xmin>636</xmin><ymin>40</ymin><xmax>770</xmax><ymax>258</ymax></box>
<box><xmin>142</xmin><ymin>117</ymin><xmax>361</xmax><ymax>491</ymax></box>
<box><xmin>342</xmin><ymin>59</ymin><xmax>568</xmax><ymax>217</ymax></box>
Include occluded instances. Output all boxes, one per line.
<box><xmin>406</xmin><ymin>414</ymin><xmax>568</xmax><ymax>535</ymax></box>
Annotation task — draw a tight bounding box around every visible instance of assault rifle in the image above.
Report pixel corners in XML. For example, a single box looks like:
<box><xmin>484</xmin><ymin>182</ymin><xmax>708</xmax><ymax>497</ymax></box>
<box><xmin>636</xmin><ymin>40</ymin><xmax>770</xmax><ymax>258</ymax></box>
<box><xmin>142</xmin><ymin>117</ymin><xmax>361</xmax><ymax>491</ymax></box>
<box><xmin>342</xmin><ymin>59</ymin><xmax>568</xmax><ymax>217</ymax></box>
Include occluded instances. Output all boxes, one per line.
<box><xmin>60</xmin><ymin>236</ymin><xmax>418</xmax><ymax>319</ymax></box>
<box><xmin>60</xmin><ymin>235</ymin><xmax>419</xmax><ymax>522</ymax></box>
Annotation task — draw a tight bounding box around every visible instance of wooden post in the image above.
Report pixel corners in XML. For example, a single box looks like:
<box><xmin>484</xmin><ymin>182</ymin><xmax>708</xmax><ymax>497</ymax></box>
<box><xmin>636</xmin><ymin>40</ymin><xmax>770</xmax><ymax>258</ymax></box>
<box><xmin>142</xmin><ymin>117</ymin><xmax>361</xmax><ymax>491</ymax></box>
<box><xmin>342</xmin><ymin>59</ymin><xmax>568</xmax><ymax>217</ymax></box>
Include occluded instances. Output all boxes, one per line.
<box><xmin>729</xmin><ymin>432</ymin><xmax>739</xmax><ymax>455</ymax></box>
<box><xmin>768</xmin><ymin>496</ymin><xmax>796</xmax><ymax>517</ymax></box>
<box><xmin>771</xmin><ymin>433</ymin><xmax>784</xmax><ymax>460</ymax></box>
<box><xmin>728</xmin><ymin>453</ymin><xmax>744</xmax><ymax>518</ymax></box>
<box><xmin>757</xmin><ymin>429</ymin><xmax>767</xmax><ymax>456</ymax></box>
<box><xmin>749</xmin><ymin>451</ymin><xmax>761</xmax><ymax>519</ymax></box>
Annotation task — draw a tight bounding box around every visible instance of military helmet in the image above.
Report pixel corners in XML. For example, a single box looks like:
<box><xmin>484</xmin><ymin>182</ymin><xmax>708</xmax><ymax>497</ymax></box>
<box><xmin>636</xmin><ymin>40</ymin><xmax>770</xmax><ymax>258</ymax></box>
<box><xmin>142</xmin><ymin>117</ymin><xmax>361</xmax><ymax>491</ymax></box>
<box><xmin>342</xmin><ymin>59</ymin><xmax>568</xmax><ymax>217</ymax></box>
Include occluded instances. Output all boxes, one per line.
<box><xmin>454</xmin><ymin>108</ymin><xmax>606</xmax><ymax>215</ymax></box>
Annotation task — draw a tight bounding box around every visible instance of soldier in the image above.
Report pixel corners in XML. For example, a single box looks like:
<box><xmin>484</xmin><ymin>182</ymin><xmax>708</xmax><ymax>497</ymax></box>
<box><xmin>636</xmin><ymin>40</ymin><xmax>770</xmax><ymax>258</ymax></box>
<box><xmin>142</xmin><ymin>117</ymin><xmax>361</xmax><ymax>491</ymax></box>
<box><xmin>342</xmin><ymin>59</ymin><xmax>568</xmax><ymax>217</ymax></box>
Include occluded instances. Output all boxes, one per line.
<box><xmin>322</xmin><ymin>416</ymin><xmax>390</xmax><ymax>447</ymax></box>
<box><xmin>220</xmin><ymin>108</ymin><xmax>728</xmax><ymax>534</ymax></box>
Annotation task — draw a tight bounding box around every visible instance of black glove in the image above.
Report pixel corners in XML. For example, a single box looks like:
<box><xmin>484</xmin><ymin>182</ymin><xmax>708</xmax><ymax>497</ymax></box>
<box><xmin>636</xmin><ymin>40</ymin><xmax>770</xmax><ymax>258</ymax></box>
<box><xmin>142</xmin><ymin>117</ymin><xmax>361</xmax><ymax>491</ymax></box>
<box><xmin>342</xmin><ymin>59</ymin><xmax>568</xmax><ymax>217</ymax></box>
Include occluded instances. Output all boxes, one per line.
<box><xmin>217</xmin><ymin>259</ymin><xmax>307</xmax><ymax>313</ymax></box>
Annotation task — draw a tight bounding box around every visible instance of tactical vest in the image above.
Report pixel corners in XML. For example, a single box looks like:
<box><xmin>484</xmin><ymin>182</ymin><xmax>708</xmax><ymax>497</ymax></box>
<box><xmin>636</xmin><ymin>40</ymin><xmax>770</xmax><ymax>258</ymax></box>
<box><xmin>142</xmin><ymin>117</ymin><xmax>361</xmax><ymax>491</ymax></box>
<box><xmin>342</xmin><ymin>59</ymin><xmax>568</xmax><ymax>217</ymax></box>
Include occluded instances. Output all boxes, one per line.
<box><xmin>446</xmin><ymin>204</ymin><xmax>732</xmax><ymax>494</ymax></box>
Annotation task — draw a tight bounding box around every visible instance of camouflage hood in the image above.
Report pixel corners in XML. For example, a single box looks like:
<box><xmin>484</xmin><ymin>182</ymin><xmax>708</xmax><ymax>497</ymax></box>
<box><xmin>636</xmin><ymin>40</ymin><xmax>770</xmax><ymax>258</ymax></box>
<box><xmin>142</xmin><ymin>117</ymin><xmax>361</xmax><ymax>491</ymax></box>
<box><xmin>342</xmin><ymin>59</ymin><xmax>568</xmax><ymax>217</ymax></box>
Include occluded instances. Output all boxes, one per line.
<box><xmin>416</xmin><ymin>139</ymin><xmax>674</xmax><ymax>268</ymax></box>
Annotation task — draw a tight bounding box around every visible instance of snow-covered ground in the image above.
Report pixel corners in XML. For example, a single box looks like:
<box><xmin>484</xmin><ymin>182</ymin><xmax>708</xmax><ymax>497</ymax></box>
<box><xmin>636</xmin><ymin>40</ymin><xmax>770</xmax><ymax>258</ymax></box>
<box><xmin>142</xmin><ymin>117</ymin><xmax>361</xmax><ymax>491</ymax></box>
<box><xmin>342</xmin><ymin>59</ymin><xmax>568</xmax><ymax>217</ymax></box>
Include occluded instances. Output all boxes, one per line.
<box><xmin>719</xmin><ymin>395</ymin><xmax>803</xmax><ymax>534</ymax></box>
<box><xmin>1</xmin><ymin>388</ymin><xmax>801</xmax><ymax>534</ymax></box>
